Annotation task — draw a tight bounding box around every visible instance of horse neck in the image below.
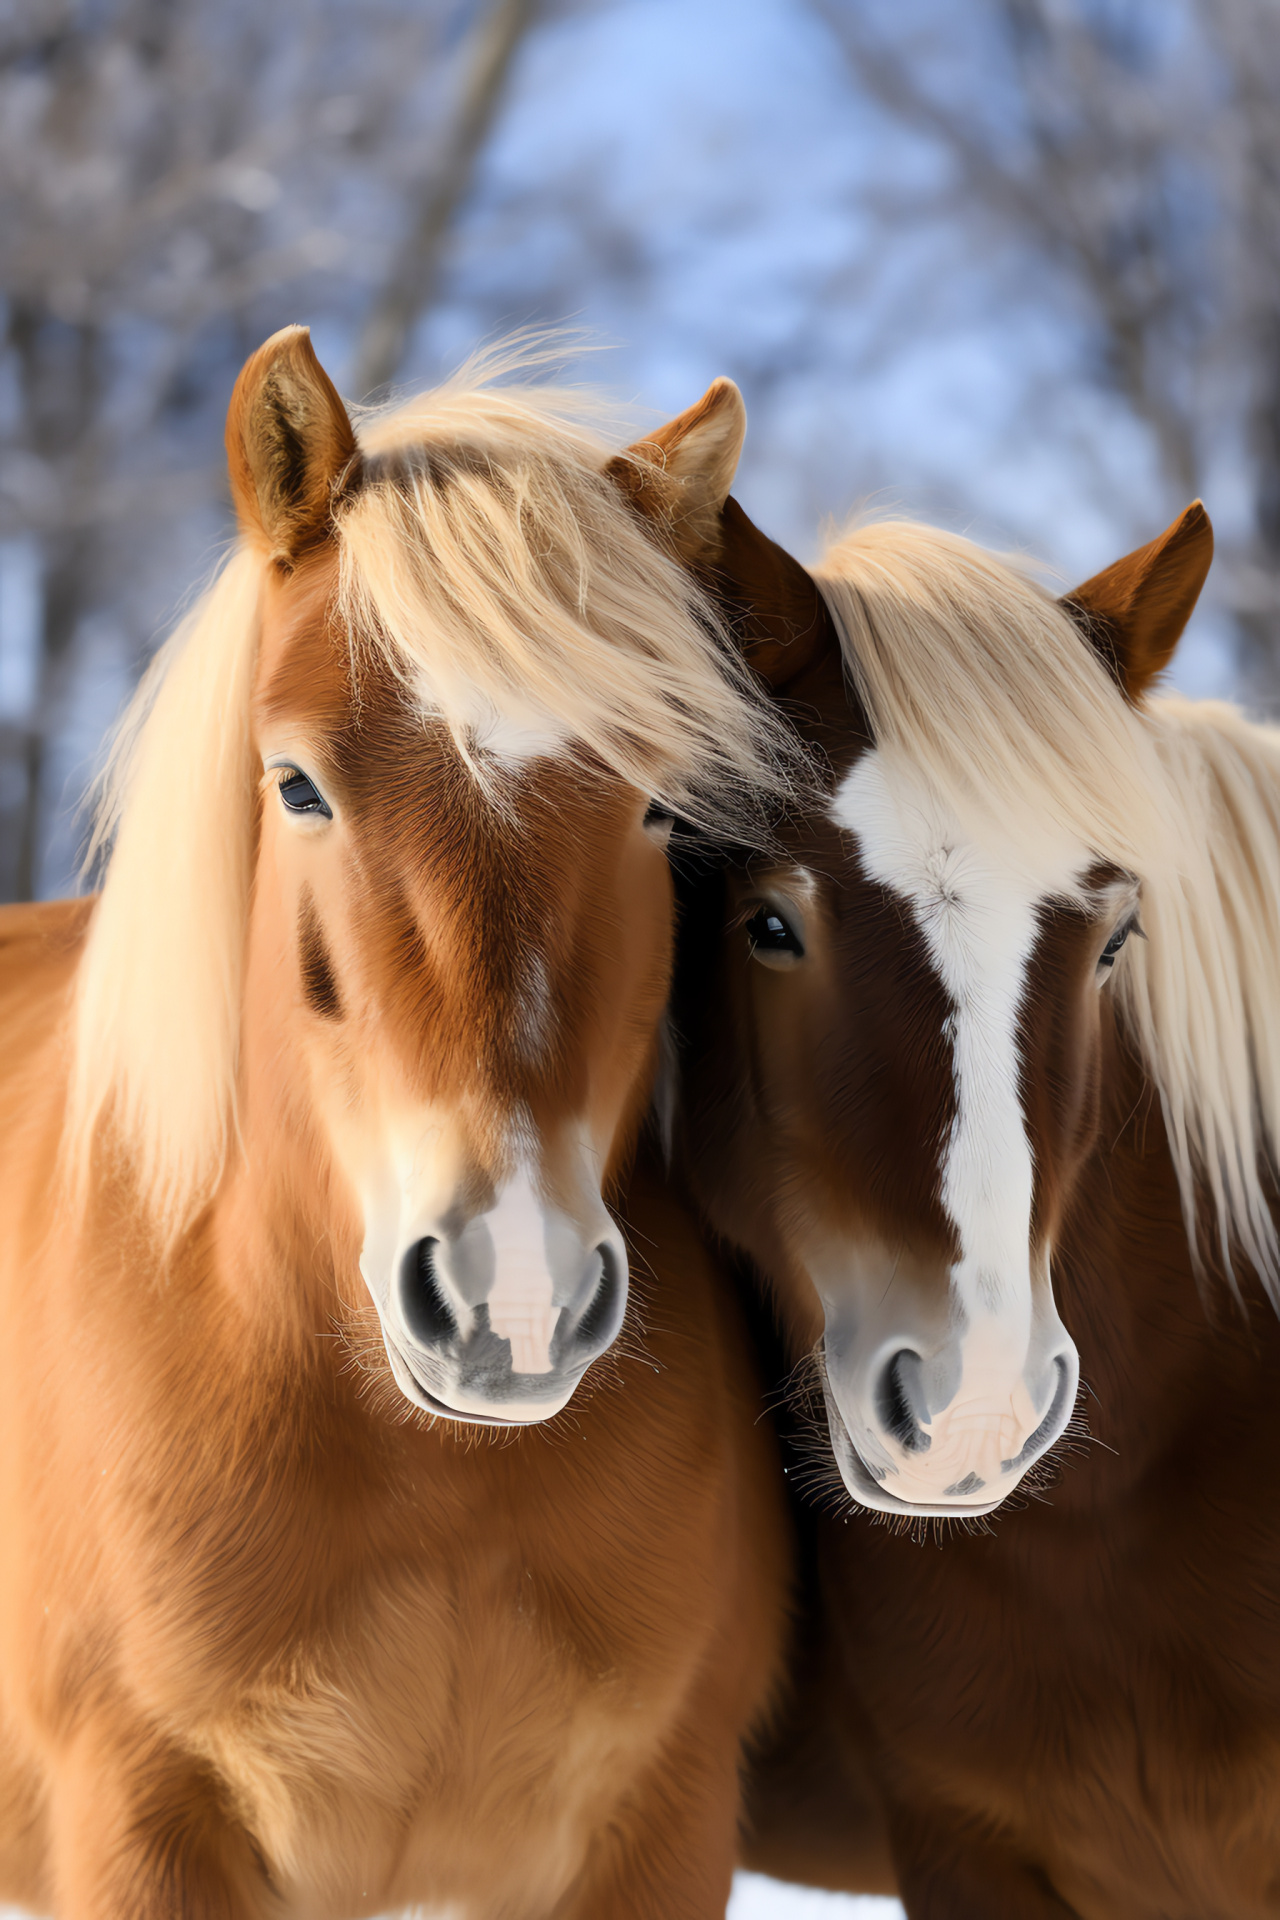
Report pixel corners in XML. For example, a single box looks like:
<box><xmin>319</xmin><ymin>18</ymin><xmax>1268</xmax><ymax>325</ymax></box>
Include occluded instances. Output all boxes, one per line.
<box><xmin>1051</xmin><ymin>1000</ymin><xmax>1278</xmax><ymax>1499</ymax></box>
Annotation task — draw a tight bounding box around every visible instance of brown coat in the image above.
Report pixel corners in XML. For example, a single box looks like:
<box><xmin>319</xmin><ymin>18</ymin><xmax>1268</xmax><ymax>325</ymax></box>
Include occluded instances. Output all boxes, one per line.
<box><xmin>0</xmin><ymin>901</ymin><xmax>789</xmax><ymax>1919</ymax></box>
<box><xmin>662</xmin><ymin>469</ymin><xmax>1280</xmax><ymax>1918</ymax></box>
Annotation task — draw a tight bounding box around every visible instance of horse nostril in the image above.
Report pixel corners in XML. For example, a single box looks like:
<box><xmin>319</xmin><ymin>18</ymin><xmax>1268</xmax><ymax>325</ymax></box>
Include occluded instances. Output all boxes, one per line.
<box><xmin>875</xmin><ymin>1349</ymin><xmax>932</xmax><ymax>1454</ymax></box>
<box><xmin>399</xmin><ymin>1238</ymin><xmax>457</xmax><ymax>1348</ymax></box>
<box><xmin>573</xmin><ymin>1243</ymin><xmax>623</xmax><ymax>1349</ymax></box>
<box><xmin>1002</xmin><ymin>1350</ymin><xmax>1075</xmax><ymax>1472</ymax></box>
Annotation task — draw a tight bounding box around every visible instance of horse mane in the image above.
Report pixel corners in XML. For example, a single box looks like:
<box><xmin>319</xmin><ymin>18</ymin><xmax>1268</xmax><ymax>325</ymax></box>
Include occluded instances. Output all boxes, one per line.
<box><xmin>815</xmin><ymin>518</ymin><xmax>1280</xmax><ymax>1302</ymax></box>
<box><xmin>340</xmin><ymin>353</ymin><xmax>786</xmax><ymax>811</ymax></box>
<box><xmin>66</xmin><ymin>353</ymin><xmax>792</xmax><ymax>1237</ymax></box>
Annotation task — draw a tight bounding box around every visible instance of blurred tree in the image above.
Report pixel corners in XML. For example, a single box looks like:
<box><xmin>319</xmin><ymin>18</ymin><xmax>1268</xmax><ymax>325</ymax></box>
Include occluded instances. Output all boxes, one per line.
<box><xmin>355</xmin><ymin>0</ymin><xmax>532</xmax><ymax>394</ymax></box>
<box><xmin>814</xmin><ymin>0</ymin><xmax>1280</xmax><ymax>692</ymax></box>
<box><xmin>0</xmin><ymin>0</ymin><xmax>536</xmax><ymax>899</ymax></box>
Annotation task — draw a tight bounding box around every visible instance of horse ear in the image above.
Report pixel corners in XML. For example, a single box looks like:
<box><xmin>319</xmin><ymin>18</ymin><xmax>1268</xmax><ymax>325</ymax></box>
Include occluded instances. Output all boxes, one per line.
<box><xmin>606</xmin><ymin>378</ymin><xmax>747</xmax><ymax>563</ymax></box>
<box><xmin>226</xmin><ymin>325</ymin><xmax>360</xmax><ymax>566</ymax></box>
<box><xmin>713</xmin><ymin>497</ymin><xmax>841</xmax><ymax>690</ymax></box>
<box><xmin>1062</xmin><ymin>502</ymin><xmax>1214</xmax><ymax>702</ymax></box>
<box><xmin>608</xmin><ymin>382</ymin><xmax>838</xmax><ymax>690</ymax></box>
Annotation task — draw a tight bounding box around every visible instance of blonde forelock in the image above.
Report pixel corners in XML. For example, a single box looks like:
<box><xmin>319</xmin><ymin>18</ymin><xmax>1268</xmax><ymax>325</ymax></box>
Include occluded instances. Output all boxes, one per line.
<box><xmin>338</xmin><ymin>383</ymin><xmax>790</xmax><ymax>829</ymax></box>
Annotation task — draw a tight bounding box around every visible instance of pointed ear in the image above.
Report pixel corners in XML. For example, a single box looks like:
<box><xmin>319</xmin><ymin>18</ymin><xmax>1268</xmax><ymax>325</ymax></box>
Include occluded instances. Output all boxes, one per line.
<box><xmin>226</xmin><ymin>325</ymin><xmax>360</xmax><ymax>566</ymax></box>
<box><xmin>607</xmin><ymin>382</ymin><xmax>838</xmax><ymax>690</ymax></box>
<box><xmin>606</xmin><ymin>378</ymin><xmax>747</xmax><ymax>563</ymax></box>
<box><xmin>713</xmin><ymin>498</ymin><xmax>841</xmax><ymax>690</ymax></box>
<box><xmin>1062</xmin><ymin>502</ymin><xmax>1213</xmax><ymax>702</ymax></box>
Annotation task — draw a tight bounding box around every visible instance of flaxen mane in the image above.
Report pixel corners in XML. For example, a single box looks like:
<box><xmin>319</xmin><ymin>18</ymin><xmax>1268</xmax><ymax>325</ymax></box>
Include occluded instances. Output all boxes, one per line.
<box><xmin>816</xmin><ymin>519</ymin><xmax>1280</xmax><ymax>1296</ymax></box>
<box><xmin>67</xmin><ymin>361</ymin><xmax>791</xmax><ymax>1235</ymax></box>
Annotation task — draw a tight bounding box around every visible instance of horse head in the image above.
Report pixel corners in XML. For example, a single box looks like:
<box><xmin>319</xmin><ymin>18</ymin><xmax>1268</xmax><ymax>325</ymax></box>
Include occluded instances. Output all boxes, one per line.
<box><xmin>72</xmin><ymin>330</ymin><xmax>785</xmax><ymax>1427</ymax></box>
<box><xmin>652</xmin><ymin>435</ymin><xmax>1213</xmax><ymax>1515</ymax></box>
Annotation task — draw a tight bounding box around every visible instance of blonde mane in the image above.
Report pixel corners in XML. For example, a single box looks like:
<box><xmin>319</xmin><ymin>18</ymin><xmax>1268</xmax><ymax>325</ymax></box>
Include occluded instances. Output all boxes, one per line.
<box><xmin>341</xmin><ymin>361</ymin><xmax>785</xmax><ymax>810</ymax></box>
<box><xmin>815</xmin><ymin>519</ymin><xmax>1280</xmax><ymax>1299</ymax></box>
<box><xmin>67</xmin><ymin>362</ymin><xmax>792</xmax><ymax>1235</ymax></box>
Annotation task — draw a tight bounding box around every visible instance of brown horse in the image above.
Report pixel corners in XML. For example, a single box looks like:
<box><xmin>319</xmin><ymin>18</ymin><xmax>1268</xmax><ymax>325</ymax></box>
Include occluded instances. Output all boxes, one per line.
<box><xmin>0</xmin><ymin>330</ymin><xmax>795</xmax><ymax>1918</ymax></box>
<box><xmin>638</xmin><ymin>401</ymin><xmax>1280</xmax><ymax>1916</ymax></box>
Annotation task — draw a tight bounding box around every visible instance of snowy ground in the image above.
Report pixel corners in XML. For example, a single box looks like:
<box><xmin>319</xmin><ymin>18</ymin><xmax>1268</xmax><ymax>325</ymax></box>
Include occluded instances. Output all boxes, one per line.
<box><xmin>729</xmin><ymin>1876</ymin><xmax>904</xmax><ymax>1918</ymax></box>
<box><xmin>2</xmin><ymin>1881</ymin><xmax>904</xmax><ymax>1917</ymax></box>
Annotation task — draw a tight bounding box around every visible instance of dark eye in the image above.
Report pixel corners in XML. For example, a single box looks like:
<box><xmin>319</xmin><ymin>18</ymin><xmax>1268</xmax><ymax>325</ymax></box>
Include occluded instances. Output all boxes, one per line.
<box><xmin>278</xmin><ymin>768</ymin><xmax>331</xmax><ymax>818</ymax></box>
<box><xmin>642</xmin><ymin>804</ymin><xmax>676</xmax><ymax>849</ymax></box>
<box><xmin>1098</xmin><ymin>922</ymin><xmax>1131</xmax><ymax>968</ymax></box>
<box><xmin>745</xmin><ymin>904</ymin><xmax>805</xmax><ymax>966</ymax></box>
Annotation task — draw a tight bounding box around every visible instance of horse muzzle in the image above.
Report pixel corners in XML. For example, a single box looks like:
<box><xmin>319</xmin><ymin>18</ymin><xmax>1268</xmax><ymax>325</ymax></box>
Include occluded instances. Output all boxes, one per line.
<box><xmin>816</xmin><ymin>1257</ymin><xmax>1079</xmax><ymax>1516</ymax></box>
<box><xmin>386</xmin><ymin>1229</ymin><xmax>626</xmax><ymax>1425</ymax></box>
<box><xmin>364</xmin><ymin>1167</ymin><xmax>628</xmax><ymax>1426</ymax></box>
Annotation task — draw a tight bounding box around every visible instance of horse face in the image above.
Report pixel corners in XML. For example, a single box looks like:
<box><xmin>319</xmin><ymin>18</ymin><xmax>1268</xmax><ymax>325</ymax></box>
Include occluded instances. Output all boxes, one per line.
<box><xmin>218</xmin><ymin>329</ymin><xmax>773</xmax><ymax>1428</ymax></box>
<box><xmin>249</xmin><ymin>555</ymin><xmax>671</xmax><ymax>1425</ymax></box>
<box><xmin>676</xmin><ymin>489</ymin><xmax>1210</xmax><ymax>1519</ymax></box>
<box><xmin>700</xmin><ymin>753</ymin><xmax>1145</xmax><ymax>1513</ymax></box>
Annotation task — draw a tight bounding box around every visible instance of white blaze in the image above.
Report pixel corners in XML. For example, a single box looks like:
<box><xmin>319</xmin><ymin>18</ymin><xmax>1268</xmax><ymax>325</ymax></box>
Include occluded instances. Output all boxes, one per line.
<box><xmin>831</xmin><ymin>750</ymin><xmax>1086</xmax><ymax>1483</ymax></box>
<box><xmin>483</xmin><ymin>1166</ymin><xmax>561</xmax><ymax>1375</ymax></box>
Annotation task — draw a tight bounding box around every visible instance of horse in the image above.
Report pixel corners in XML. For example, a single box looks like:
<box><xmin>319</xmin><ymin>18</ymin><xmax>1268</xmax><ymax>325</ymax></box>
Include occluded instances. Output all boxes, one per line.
<box><xmin>0</xmin><ymin>328</ymin><xmax>796</xmax><ymax>1919</ymax></box>
<box><xmin>631</xmin><ymin>392</ymin><xmax>1280</xmax><ymax>1916</ymax></box>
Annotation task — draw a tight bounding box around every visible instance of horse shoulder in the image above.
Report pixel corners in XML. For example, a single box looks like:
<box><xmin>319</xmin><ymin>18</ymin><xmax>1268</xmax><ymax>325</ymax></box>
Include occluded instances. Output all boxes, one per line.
<box><xmin>0</xmin><ymin>899</ymin><xmax>95</xmax><ymax>1906</ymax></box>
<box><xmin>0</xmin><ymin>896</ymin><xmax>91</xmax><ymax>1082</ymax></box>
<box><xmin>0</xmin><ymin>896</ymin><xmax>90</xmax><ymax>1288</ymax></box>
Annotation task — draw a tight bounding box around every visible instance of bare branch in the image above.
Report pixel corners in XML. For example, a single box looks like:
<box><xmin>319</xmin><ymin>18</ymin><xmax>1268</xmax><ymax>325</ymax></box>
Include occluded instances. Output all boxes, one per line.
<box><xmin>353</xmin><ymin>0</ymin><xmax>535</xmax><ymax>397</ymax></box>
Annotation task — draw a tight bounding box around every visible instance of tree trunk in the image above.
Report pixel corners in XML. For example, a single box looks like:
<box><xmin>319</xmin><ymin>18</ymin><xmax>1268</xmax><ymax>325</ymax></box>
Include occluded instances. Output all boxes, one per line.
<box><xmin>5</xmin><ymin>306</ymin><xmax>105</xmax><ymax>901</ymax></box>
<box><xmin>353</xmin><ymin>0</ymin><xmax>534</xmax><ymax>397</ymax></box>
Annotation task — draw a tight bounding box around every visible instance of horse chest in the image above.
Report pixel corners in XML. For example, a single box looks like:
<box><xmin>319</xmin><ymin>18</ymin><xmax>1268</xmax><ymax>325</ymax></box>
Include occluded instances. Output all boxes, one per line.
<box><xmin>837</xmin><ymin>1503</ymin><xmax>1280</xmax><ymax>1918</ymax></box>
<box><xmin>189</xmin><ymin>1541</ymin><xmax>668</xmax><ymax>1915</ymax></box>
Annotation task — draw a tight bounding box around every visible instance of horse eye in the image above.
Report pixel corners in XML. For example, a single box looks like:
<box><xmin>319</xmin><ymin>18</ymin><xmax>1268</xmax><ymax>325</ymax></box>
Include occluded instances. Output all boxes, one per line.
<box><xmin>746</xmin><ymin>905</ymin><xmax>805</xmax><ymax>966</ymax></box>
<box><xmin>278</xmin><ymin>768</ymin><xmax>331</xmax><ymax>818</ymax></box>
<box><xmin>643</xmin><ymin>804</ymin><xmax>676</xmax><ymax>849</ymax></box>
<box><xmin>1098</xmin><ymin>922</ymin><xmax>1131</xmax><ymax>968</ymax></box>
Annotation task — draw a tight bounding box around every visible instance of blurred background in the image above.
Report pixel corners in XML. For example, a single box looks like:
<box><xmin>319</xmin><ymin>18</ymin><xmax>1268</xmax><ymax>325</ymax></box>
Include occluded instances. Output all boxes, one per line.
<box><xmin>7</xmin><ymin>0</ymin><xmax>1280</xmax><ymax>898</ymax></box>
<box><xmin>3</xmin><ymin>0</ymin><xmax>1280</xmax><ymax>905</ymax></box>
<box><xmin>2</xmin><ymin>1</ymin><xmax>1273</xmax><ymax>1912</ymax></box>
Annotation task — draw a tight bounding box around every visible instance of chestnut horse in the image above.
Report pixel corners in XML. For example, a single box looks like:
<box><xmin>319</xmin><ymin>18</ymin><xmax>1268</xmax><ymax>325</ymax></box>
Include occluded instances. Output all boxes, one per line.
<box><xmin>0</xmin><ymin>331</ymin><xmax>794</xmax><ymax>1918</ymax></box>
<box><xmin>639</xmin><ymin>398</ymin><xmax>1280</xmax><ymax>1916</ymax></box>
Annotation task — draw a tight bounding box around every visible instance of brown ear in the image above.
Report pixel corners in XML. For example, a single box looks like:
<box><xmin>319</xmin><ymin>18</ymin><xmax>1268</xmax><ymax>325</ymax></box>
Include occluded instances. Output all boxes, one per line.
<box><xmin>1062</xmin><ymin>501</ymin><xmax>1213</xmax><ymax>702</ymax></box>
<box><xmin>608</xmin><ymin>382</ymin><xmax>837</xmax><ymax>690</ymax></box>
<box><xmin>606</xmin><ymin>377</ymin><xmax>747</xmax><ymax>563</ymax></box>
<box><xmin>226</xmin><ymin>325</ymin><xmax>360</xmax><ymax>565</ymax></box>
<box><xmin>713</xmin><ymin>498</ymin><xmax>840</xmax><ymax>690</ymax></box>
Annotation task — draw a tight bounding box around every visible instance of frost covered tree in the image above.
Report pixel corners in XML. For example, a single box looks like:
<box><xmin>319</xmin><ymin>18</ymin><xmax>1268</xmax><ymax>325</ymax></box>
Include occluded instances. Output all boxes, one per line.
<box><xmin>0</xmin><ymin>0</ymin><xmax>533</xmax><ymax>897</ymax></box>
<box><xmin>815</xmin><ymin>0</ymin><xmax>1280</xmax><ymax>691</ymax></box>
